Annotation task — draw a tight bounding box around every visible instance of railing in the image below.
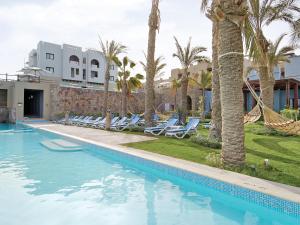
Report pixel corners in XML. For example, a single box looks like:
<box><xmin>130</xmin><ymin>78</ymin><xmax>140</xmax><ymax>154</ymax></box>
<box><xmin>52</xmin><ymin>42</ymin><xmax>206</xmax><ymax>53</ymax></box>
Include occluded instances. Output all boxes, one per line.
<box><xmin>0</xmin><ymin>73</ymin><xmax>19</xmax><ymax>82</ymax></box>
<box><xmin>0</xmin><ymin>73</ymin><xmax>41</xmax><ymax>83</ymax></box>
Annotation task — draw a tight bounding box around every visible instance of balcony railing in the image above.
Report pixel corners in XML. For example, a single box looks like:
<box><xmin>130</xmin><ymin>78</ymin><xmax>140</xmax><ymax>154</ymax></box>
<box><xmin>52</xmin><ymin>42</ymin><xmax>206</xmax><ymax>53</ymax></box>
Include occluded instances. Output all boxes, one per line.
<box><xmin>69</xmin><ymin>61</ymin><xmax>80</xmax><ymax>66</ymax></box>
<box><xmin>91</xmin><ymin>64</ymin><xmax>99</xmax><ymax>70</ymax></box>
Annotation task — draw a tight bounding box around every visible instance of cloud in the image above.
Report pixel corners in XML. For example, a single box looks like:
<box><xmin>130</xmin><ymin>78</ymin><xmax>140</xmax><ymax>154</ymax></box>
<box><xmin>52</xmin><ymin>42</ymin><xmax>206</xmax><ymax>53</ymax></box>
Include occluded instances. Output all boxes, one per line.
<box><xmin>0</xmin><ymin>0</ymin><xmax>297</xmax><ymax>78</ymax></box>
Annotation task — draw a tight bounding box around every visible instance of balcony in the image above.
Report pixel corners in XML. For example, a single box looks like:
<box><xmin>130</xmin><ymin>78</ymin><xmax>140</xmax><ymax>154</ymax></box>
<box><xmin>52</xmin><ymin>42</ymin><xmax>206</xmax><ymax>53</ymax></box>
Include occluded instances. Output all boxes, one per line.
<box><xmin>91</xmin><ymin>64</ymin><xmax>99</xmax><ymax>70</ymax></box>
<box><xmin>69</xmin><ymin>61</ymin><xmax>80</xmax><ymax>67</ymax></box>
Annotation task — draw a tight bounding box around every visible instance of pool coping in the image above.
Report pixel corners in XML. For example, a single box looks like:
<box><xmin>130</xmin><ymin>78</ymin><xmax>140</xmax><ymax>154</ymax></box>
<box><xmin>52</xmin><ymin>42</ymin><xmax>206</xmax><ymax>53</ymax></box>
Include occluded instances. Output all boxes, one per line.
<box><xmin>25</xmin><ymin>123</ymin><xmax>300</xmax><ymax>206</ymax></box>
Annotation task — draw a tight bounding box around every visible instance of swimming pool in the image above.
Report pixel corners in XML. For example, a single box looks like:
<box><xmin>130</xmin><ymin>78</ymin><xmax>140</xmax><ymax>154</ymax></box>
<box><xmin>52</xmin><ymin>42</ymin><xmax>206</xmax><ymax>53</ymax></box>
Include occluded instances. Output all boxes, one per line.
<box><xmin>0</xmin><ymin>124</ymin><xmax>299</xmax><ymax>225</ymax></box>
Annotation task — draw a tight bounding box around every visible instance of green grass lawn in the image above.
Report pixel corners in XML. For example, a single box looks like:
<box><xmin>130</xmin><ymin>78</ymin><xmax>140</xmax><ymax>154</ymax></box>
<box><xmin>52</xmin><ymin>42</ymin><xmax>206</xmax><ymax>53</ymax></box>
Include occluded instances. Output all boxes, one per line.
<box><xmin>125</xmin><ymin>123</ymin><xmax>300</xmax><ymax>187</ymax></box>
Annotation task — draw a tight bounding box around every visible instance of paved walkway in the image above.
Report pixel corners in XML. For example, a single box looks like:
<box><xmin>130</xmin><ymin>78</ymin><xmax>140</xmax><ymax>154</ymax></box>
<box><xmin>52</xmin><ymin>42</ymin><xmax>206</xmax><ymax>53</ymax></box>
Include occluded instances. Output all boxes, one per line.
<box><xmin>26</xmin><ymin>122</ymin><xmax>300</xmax><ymax>204</ymax></box>
<box><xmin>27</xmin><ymin>123</ymin><xmax>156</xmax><ymax>145</ymax></box>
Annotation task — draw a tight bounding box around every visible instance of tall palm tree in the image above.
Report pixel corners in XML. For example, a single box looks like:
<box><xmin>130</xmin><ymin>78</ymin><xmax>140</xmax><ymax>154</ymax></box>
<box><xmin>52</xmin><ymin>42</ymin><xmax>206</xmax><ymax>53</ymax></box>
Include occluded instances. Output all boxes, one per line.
<box><xmin>115</xmin><ymin>56</ymin><xmax>144</xmax><ymax>116</ymax></box>
<box><xmin>267</xmin><ymin>34</ymin><xmax>295</xmax><ymax>74</ymax></box>
<box><xmin>145</xmin><ymin>0</ymin><xmax>161</xmax><ymax>126</ymax></box>
<box><xmin>171</xmin><ymin>78</ymin><xmax>181</xmax><ymax>111</ymax></box>
<box><xmin>173</xmin><ymin>37</ymin><xmax>207</xmax><ymax>123</ymax></box>
<box><xmin>140</xmin><ymin>55</ymin><xmax>167</xmax><ymax>109</ymax></box>
<box><xmin>201</xmin><ymin>0</ymin><xmax>222</xmax><ymax>142</ymax></box>
<box><xmin>99</xmin><ymin>38</ymin><xmax>127</xmax><ymax>116</ymax></box>
<box><xmin>216</xmin><ymin>0</ymin><xmax>247</xmax><ymax>166</ymax></box>
<box><xmin>140</xmin><ymin>55</ymin><xmax>166</xmax><ymax>79</ymax></box>
<box><xmin>245</xmin><ymin>0</ymin><xmax>300</xmax><ymax>109</ymax></box>
<box><xmin>291</xmin><ymin>18</ymin><xmax>300</xmax><ymax>44</ymax></box>
<box><xmin>189</xmin><ymin>71</ymin><xmax>212</xmax><ymax>120</ymax></box>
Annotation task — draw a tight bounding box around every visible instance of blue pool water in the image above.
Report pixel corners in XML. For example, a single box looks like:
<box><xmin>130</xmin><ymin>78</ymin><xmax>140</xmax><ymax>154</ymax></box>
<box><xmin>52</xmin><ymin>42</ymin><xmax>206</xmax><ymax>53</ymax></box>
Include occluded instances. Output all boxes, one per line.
<box><xmin>0</xmin><ymin>124</ymin><xmax>299</xmax><ymax>225</ymax></box>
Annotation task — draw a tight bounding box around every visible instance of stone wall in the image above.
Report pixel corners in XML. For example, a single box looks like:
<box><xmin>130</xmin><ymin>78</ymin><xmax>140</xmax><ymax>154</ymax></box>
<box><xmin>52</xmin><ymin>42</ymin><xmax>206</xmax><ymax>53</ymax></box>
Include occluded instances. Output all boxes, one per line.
<box><xmin>50</xmin><ymin>85</ymin><xmax>145</xmax><ymax>119</ymax></box>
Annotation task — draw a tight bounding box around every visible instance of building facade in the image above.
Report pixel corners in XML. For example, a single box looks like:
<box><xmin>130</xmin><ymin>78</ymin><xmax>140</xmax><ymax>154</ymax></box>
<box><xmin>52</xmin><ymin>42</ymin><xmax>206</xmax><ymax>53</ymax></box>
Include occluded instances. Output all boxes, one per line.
<box><xmin>154</xmin><ymin>62</ymin><xmax>212</xmax><ymax>114</ymax></box>
<box><xmin>155</xmin><ymin>55</ymin><xmax>300</xmax><ymax>115</ymax></box>
<box><xmin>245</xmin><ymin>55</ymin><xmax>300</xmax><ymax>112</ymax></box>
<box><xmin>28</xmin><ymin>41</ymin><xmax>118</xmax><ymax>90</ymax></box>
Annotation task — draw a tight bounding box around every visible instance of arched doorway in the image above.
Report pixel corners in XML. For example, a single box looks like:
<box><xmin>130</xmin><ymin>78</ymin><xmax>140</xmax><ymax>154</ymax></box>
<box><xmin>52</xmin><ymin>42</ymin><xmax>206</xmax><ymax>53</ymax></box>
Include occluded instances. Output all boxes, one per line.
<box><xmin>187</xmin><ymin>95</ymin><xmax>192</xmax><ymax>111</ymax></box>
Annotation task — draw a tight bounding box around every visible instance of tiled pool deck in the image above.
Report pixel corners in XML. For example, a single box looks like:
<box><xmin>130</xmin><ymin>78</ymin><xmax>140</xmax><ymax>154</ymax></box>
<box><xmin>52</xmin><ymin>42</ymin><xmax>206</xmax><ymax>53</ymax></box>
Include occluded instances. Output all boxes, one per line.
<box><xmin>26</xmin><ymin>122</ymin><xmax>300</xmax><ymax>208</ymax></box>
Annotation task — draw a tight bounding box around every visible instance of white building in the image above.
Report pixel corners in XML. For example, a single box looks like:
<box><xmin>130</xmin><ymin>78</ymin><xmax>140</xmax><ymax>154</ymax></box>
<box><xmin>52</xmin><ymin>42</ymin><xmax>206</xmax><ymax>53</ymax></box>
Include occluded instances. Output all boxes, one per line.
<box><xmin>28</xmin><ymin>41</ymin><xmax>118</xmax><ymax>90</ymax></box>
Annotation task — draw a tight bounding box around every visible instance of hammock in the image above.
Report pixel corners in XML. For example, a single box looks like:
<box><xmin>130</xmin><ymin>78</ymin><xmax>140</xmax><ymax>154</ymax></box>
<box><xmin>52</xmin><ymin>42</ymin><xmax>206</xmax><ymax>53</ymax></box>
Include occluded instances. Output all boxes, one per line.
<box><xmin>244</xmin><ymin>104</ymin><xmax>261</xmax><ymax>124</ymax></box>
<box><xmin>243</xmin><ymin>81</ymin><xmax>262</xmax><ymax>124</ymax></box>
<box><xmin>263</xmin><ymin>106</ymin><xmax>300</xmax><ymax>135</ymax></box>
<box><xmin>244</xmin><ymin>79</ymin><xmax>300</xmax><ymax>136</ymax></box>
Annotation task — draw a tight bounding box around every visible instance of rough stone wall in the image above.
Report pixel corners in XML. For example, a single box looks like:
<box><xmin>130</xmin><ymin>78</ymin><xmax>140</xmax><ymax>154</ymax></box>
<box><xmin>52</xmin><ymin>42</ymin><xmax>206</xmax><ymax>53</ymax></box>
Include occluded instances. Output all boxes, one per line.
<box><xmin>155</xmin><ymin>86</ymin><xmax>202</xmax><ymax>112</ymax></box>
<box><xmin>50</xmin><ymin>85</ymin><xmax>145</xmax><ymax>119</ymax></box>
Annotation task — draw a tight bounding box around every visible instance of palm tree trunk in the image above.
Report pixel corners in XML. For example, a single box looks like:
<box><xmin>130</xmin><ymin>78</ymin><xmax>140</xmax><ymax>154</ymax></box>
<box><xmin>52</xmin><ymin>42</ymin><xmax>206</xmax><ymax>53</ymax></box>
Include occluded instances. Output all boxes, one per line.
<box><xmin>218</xmin><ymin>0</ymin><xmax>245</xmax><ymax>167</ymax></box>
<box><xmin>259</xmin><ymin>66</ymin><xmax>275</xmax><ymax>109</ymax></box>
<box><xmin>103</xmin><ymin>64</ymin><xmax>110</xmax><ymax>116</ymax></box>
<box><xmin>121</xmin><ymin>77</ymin><xmax>127</xmax><ymax>117</ymax></box>
<box><xmin>145</xmin><ymin>0</ymin><xmax>159</xmax><ymax>126</ymax></box>
<box><xmin>209</xmin><ymin>16</ymin><xmax>222</xmax><ymax>142</ymax></box>
<box><xmin>174</xmin><ymin>89</ymin><xmax>177</xmax><ymax>111</ymax></box>
<box><xmin>181</xmin><ymin>74</ymin><xmax>188</xmax><ymax>123</ymax></box>
<box><xmin>201</xmin><ymin>89</ymin><xmax>205</xmax><ymax>120</ymax></box>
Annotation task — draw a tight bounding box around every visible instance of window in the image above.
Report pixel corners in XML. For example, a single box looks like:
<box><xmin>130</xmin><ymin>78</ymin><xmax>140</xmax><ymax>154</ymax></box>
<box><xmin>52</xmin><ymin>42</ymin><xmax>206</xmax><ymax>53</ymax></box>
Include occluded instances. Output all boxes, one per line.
<box><xmin>46</xmin><ymin>53</ymin><xmax>54</xmax><ymax>60</ymax></box>
<box><xmin>83</xmin><ymin>69</ymin><xmax>86</xmax><ymax>80</ymax></box>
<box><xmin>69</xmin><ymin>55</ymin><xmax>80</xmax><ymax>64</ymax></box>
<box><xmin>83</xmin><ymin>57</ymin><xmax>86</xmax><ymax>64</ymax></box>
<box><xmin>178</xmin><ymin>74</ymin><xmax>182</xmax><ymax>79</ymax></box>
<box><xmin>109</xmin><ymin>76</ymin><xmax>114</xmax><ymax>81</ymax></box>
<box><xmin>76</xmin><ymin>68</ymin><xmax>79</xmax><ymax>75</ymax></box>
<box><xmin>0</xmin><ymin>89</ymin><xmax>7</xmax><ymax>107</ymax></box>
<box><xmin>71</xmin><ymin>68</ymin><xmax>75</xmax><ymax>77</ymax></box>
<box><xmin>110</xmin><ymin>65</ymin><xmax>115</xmax><ymax>70</ymax></box>
<box><xmin>91</xmin><ymin>59</ymin><xmax>99</xmax><ymax>68</ymax></box>
<box><xmin>280</xmin><ymin>67</ymin><xmax>285</xmax><ymax>78</ymax></box>
<box><xmin>91</xmin><ymin>71</ymin><xmax>98</xmax><ymax>78</ymax></box>
<box><xmin>46</xmin><ymin>67</ymin><xmax>54</xmax><ymax>73</ymax></box>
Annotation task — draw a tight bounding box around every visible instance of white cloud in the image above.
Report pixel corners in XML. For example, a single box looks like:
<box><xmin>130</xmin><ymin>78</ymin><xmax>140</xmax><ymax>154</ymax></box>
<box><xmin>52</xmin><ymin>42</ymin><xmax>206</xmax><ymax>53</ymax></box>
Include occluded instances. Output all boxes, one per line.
<box><xmin>0</xmin><ymin>0</ymin><xmax>297</xmax><ymax>78</ymax></box>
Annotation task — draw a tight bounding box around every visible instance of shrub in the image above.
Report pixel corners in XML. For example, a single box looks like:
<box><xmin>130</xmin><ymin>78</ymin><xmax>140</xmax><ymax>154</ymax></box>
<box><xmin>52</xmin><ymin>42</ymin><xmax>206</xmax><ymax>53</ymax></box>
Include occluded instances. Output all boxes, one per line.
<box><xmin>205</xmin><ymin>152</ymin><xmax>221</xmax><ymax>167</ymax></box>
<box><xmin>205</xmin><ymin>112</ymin><xmax>212</xmax><ymax>120</ymax></box>
<box><xmin>190</xmin><ymin>134</ymin><xmax>221</xmax><ymax>149</ymax></box>
<box><xmin>280</xmin><ymin>109</ymin><xmax>299</xmax><ymax>120</ymax></box>
<box><xmin>129</xmin><ymin>126</ymin><xmax>145</xmax><ymax>132</ymax></box>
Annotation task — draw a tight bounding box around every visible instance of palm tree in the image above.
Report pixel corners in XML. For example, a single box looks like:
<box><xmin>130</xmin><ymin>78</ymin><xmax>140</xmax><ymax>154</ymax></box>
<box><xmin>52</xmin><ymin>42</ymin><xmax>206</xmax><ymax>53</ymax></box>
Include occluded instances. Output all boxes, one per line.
<box><xmin>171</xmin><ymin>78</ymin><xmax>181</xmax><ymax>111</ymax></box>
<box><xmin>189</xmin><ymin>71</ymin><xmax>212</xmax><ymax>120</ymax></box>
<box><xmin>244</xmin><ymin>0</ymin><xmax>300</xmax><ymax>109</ymax></box>
<box><xmin>115</xmin><ymin>56</ymin><xmax>144</xmax><ymax>116</ymax></box>
<box><xmin>145</xmin><ymin>0</ymin><xmax>161</xmax><ymax>126</ymax></box>
<box><xmin>140</xmin><ymin>55</ymin><xmax>167</xmax><ymax>109</ymax></box>
<box><xmin>99</xmin><ymin>38</ymin><xmax>127</xmax><ymax>116</ymax></box>
<box><xmin>201</xmin><ymin>0</ymin><xmax>222</xmax><ymax>141</ymax></box>
<box><xmin>173</xmin><ymin>37</ymin><xmax>207</xmax><ymax>123</ymax></box>
<box><xmin>140</xmin><ymin>55</ymin><xmax>166</xmax><ymax>79</ymax></box>
<box><xmin>291</xmin><ymin>18</ymin><xmax>300</xmax><ymax>44</ymax></box>
<box><xmin>215</xmin><ymin>0</ymin><xmax>247</xmax><ymax>166</ymax></box>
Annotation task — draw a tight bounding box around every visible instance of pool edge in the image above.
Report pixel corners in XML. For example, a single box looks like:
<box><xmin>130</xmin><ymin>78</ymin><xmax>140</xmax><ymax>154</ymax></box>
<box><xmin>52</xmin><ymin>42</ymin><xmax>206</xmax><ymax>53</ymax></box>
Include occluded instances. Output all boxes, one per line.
<box><xmin>24</xmin><ymin>124</ymin><xmax>300</xmax><ymax>204</ymax></box>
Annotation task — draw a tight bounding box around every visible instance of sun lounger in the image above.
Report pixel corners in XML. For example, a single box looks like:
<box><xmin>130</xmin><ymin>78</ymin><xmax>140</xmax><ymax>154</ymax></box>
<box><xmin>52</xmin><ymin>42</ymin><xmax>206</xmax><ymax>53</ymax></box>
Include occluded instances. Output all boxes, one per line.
<box><xmin>77</xmin><ymin>116</ymin><xmax>96</xmax><ymax>126</ymax></box>
<box><xmin>69</xmin><ymin>115</ymin><xmax>84</xmax><ymax>125</ymax></box>
<box><xmin>110</xmin><ymin>117</ymin><xmax>128</xmax><ymax>130</ymax></box>
<box><xmin>98</xmin><ymin>116</ymin><xmax>120</xmax><ymax>129</ymax></box>
<box><xmin>84</xmin><ymin>117</ymin><xmax>102</xmax><ymax>126</ymax></box>
<box><xmin>91</xmin><ymin>117</ymin><xmax>106</xmax><ymax>128</ymax></box>
<box><xmin>144</xmin><ymin>118</ymin><xmax>178</xmax><ymax>136</ymax></box>
<box><xmin>165</xmin><ymin>117</ymin><xmax>200</xmax><ymax>139</ymax></box>
<box><xmin>203</xmin><ymin>121</ymin><xmax>212</xmax><ymax>129</ymax></box>
<box><xmin>113</xmin><ymin>115</ymin><xmax>140</xmax><ymax>131</ymax></box>
<box><xmin>74</xmin><ymin>116</ymin><xmax>93</xmax><ymax>126</ymax></box>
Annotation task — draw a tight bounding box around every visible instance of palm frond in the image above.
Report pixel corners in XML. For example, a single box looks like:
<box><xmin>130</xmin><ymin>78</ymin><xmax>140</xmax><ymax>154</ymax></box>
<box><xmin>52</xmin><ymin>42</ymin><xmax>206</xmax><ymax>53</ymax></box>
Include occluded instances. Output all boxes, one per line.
<box><xmin>290</xmin><ymin>18</ymin><xmax>300</xmax><ymax>44</ymax></box>
<box><xmin>173</xmin><ymin>36</ymin><xmax>207</xmax><ymax>70</ymax></box>
<box><xmin>200</xmin><ymin>0</ymin><xmax>210</xmax><ymax>12</ymax></box>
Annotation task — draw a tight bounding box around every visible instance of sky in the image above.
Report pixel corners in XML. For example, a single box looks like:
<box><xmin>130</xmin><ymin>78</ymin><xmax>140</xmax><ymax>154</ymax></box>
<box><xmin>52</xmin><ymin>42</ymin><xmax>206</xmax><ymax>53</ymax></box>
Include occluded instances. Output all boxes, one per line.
<box><xmin>0</xmin><ymin>0</ymin><xmax>298</xmax><ymax>79</ymax></box>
